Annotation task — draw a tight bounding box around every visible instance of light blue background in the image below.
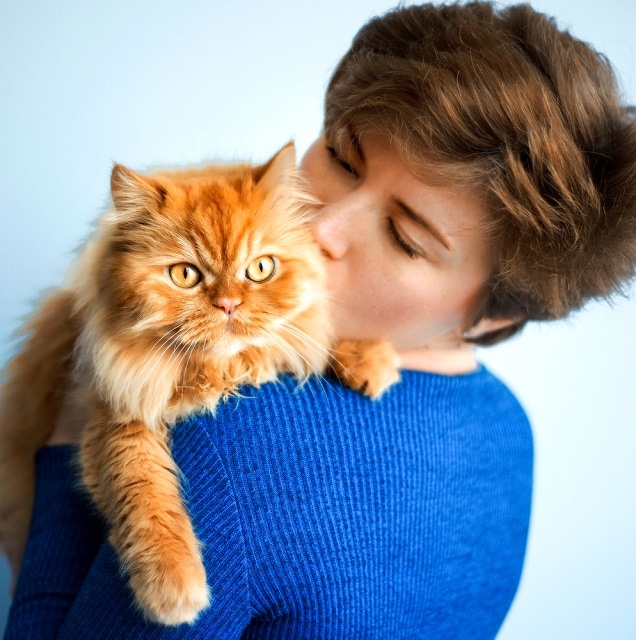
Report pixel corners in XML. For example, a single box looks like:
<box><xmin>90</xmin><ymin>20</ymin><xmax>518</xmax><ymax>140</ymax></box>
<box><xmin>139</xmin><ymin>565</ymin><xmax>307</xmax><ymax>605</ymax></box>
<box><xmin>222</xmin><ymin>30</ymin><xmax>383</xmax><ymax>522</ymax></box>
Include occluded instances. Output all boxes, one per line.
<box><xmin>1</xmin><ymin>1</ymin><xmax>634</xmax><ymax>637</ymax></box>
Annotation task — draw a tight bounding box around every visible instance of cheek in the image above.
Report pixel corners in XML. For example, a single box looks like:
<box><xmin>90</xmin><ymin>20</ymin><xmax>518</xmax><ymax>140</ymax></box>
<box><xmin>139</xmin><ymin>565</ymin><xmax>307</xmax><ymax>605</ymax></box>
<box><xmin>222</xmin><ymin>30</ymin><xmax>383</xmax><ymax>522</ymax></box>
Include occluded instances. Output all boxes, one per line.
<box><xmin>377</xmin><ymin>282</ymin><xmax>438</xmax><ymax>328</ymax></box>
<box><xmin>253</xmin><ymin>274</ymin><xmax>308</xmax><ymax>318</ymax></box>
<box><xmin>339</xmin><ymin>267</ymin><xmax>480</xmax><ymax>338</ymax></box>
<box><xmin>141</xmin><ymin>285</ymin><xmax>199</xmax><ymax>327</ymax></box>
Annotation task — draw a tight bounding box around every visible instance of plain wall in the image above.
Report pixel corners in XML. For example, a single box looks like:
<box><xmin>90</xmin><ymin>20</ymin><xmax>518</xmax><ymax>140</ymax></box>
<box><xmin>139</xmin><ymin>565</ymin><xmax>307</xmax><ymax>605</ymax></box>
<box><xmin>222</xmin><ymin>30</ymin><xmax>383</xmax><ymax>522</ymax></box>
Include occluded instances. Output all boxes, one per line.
<box><xmin>1</xmin><ymin>1</ymin><xmax>634</xmax><ymax>636</ymax></box>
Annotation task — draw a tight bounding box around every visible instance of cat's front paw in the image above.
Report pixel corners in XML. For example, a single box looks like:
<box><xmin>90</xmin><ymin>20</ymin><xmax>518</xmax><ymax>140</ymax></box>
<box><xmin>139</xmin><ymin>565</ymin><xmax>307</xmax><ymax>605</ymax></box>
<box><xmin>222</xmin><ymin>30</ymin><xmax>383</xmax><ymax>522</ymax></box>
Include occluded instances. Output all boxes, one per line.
<box><xmin>331</xmin><ymin>339</ymin><xmax>400</xmax><ymax>399</ymax></box>
<box><xmin>129</xmin><ymin>545</ymin><xmax>210</xmax><ymax>626</ymax></box>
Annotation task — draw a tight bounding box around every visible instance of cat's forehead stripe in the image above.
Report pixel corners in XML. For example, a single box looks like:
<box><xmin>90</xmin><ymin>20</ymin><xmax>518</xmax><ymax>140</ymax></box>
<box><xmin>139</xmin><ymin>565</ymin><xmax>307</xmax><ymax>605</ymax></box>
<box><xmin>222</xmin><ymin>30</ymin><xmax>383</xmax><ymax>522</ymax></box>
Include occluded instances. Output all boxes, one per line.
<box><xmin>180</xmin><ymin>207</ymin><xmax>260</xmax><ymax>274</ymax></box>
<box><xmin>154</xmin><ymin>173</ymin><xmax>310</xmax><ymax>282</ymax></box>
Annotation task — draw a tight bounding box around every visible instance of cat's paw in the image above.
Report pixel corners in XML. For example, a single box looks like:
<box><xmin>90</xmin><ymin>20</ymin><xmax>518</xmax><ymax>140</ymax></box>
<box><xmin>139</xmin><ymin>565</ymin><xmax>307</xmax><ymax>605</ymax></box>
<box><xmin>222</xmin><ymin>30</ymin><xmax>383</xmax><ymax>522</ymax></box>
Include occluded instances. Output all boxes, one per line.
<box><xmin>331</xmin><ymin>339</ymin><xmax>400</xmax><ymax>399</ymax></box>
<box><xmin>129</xmin><ymin>547</ymin><xmax>210</xmax><ymax>626</ymax></box>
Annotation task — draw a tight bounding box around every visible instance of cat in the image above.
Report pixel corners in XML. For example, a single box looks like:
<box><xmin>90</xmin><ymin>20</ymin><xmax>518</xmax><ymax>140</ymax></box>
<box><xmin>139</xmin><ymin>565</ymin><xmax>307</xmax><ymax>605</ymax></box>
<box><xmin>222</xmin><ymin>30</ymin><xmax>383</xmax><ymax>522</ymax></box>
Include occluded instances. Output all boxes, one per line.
<box><xmin>0</xmin><ymin>142</ymin><xmax>400</xmax><ymax>625</ymax></box>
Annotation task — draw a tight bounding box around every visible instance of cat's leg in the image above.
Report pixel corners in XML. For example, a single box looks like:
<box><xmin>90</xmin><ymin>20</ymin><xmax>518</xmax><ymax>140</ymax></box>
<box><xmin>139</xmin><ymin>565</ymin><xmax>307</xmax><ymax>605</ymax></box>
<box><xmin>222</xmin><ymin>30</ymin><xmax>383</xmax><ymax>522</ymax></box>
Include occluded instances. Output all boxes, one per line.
<box><xmin>0</xmin><ymin>289</ymin><xmax>77</xmax><ymax>585</ymax></box>
<box><xmin>331</xmin><ymin>339</ymin><xmax>401</xmax><ymax>399</ymax></box>
<box><xmin>80</xmin><ymin>408</ymin><xmax>209</xmax><ymax>625</ymax></box>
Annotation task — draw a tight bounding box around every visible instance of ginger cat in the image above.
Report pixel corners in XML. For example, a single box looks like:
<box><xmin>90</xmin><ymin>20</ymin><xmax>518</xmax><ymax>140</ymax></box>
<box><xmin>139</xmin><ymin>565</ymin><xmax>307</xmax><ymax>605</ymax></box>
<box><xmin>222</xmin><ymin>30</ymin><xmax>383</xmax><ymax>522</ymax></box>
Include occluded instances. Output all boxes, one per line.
<box><xmin>0</xmin><ymin>143</ymin><xmax>399</xmax><ymax>625</ymax></box>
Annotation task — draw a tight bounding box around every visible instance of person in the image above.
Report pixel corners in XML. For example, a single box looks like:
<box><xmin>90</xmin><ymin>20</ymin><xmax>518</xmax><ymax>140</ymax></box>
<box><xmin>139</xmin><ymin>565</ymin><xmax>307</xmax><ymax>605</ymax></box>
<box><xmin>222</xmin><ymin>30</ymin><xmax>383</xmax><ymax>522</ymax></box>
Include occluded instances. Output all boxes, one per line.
<box><xmin>4</xmin><ymin>2</ymin><xmax>635</xmax><ymax>638</ymax></box>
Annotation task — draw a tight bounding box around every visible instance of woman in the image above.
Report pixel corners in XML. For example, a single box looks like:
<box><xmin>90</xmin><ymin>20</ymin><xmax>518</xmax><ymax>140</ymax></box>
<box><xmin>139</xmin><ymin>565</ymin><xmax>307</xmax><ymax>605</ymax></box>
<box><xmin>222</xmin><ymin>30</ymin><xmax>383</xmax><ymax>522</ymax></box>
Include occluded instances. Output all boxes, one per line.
<box><xmin>5</xmin><ymin>2</ymin><xmax>636</xmax><ymax>638</ymax></box>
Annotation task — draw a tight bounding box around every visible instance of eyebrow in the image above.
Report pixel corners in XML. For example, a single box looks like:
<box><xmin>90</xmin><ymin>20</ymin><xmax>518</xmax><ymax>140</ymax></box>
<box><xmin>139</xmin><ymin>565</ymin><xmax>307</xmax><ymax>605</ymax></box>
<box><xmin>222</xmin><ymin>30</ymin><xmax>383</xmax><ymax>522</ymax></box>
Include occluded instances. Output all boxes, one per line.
<box><xmin>393</xmin><ymin>197</ymin><xmax>451</xmax><ymax>251</ymax></box>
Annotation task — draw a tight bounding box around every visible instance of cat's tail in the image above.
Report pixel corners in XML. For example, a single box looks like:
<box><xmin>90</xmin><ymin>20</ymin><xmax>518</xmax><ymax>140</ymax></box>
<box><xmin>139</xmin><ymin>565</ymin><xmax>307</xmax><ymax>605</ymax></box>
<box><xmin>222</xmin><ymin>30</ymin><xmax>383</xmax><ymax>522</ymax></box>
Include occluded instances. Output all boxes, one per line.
<box><xmin>0</xmin><ymin>288</ymin><xmax>79</xmax><ymax>586</ymax></box>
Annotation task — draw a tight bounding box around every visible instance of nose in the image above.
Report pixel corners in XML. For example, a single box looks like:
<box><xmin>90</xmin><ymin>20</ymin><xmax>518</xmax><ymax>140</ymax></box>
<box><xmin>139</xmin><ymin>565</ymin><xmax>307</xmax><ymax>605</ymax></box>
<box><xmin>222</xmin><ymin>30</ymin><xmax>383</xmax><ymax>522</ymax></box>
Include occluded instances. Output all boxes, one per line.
<box><xmin>312</xmin><ymin>197</ymin><xmax>359</xmax><ymax>260</ymax></box>
<box><xmin>213</xmin><ymin>297</ymin><xmax>242</xmax><ymax>317</ymax></box>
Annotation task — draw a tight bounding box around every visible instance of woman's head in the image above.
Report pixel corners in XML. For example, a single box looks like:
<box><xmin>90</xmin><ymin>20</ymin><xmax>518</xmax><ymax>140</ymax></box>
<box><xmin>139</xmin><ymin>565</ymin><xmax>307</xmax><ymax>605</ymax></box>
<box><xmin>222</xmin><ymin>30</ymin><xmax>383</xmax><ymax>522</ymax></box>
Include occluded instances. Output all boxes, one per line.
<box><xmin>322</xmin><ymin>1</ymin><xmax>636</xmax><ymax>345</ymax></box>
<box><xmin>303</xmin><ymin>131</ymin><xmax>497</xmax><ymax>356</ymax></box>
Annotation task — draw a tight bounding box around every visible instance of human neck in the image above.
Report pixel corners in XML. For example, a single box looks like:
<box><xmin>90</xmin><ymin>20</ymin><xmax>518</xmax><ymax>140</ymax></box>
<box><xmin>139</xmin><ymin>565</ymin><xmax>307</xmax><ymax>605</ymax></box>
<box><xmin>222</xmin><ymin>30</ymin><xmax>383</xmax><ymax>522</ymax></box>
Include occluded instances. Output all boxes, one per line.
<box><xmin>397</xmin><ymin>344</ymin><xmax>478</xmax><ymax>375</ymax></box>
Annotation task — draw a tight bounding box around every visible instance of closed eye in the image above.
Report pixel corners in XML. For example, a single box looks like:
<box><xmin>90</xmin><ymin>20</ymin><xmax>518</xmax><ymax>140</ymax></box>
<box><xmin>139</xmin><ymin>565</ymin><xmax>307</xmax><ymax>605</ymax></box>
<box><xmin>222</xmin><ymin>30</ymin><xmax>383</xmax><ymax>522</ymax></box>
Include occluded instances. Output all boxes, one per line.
<box><xmin>326</xmin><ymin>145</ymin><xmax>359</xmax><ymax>177</ymax></box>
<box><xmin>387</xmin><ymin>218</ymin><xmax>419</xmax><ymax>259</ymax></box>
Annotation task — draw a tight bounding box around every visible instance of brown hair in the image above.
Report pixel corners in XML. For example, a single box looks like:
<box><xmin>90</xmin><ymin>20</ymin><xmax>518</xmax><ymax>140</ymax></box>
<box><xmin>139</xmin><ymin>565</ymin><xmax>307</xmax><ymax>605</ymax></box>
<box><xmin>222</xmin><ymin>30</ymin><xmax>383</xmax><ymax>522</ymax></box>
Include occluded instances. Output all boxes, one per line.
<box><xmin>324</xmin><ymin>2</ymin><xmax>636</xmax><ymax>345</ymax></box>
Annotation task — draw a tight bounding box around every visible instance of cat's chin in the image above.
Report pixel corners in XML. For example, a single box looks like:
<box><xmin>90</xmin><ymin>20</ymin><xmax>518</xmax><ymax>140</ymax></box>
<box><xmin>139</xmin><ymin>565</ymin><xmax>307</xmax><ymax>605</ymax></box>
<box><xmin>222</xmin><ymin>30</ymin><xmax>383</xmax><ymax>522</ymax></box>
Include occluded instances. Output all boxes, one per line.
<box><xmin>202</xmin><ymin>332</ymin><xmax>280</xmax><ymax>362</ymax></box>
<box><xmin>204</xmin><ymin>334</ymin><xmax>246</xmax><ymax>358</ymax></box>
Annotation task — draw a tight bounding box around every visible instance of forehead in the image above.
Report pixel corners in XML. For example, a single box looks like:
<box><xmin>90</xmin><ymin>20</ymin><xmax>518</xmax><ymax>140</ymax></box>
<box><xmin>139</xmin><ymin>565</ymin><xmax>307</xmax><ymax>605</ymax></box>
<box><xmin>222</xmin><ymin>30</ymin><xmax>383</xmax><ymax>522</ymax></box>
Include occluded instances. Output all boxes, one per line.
<box><xmin>408</xmin><ymin>174</ymin><xmax>489</xmax><ymax>240</ymax></box>
<box><xmin>154</xmin><ymin>174</ymin><xmax>311</xmax><ymax>268</ymax></box>
<box><xmin>122</xmin><ymin>176</ymin><xmax>262</xmax><ymax>269</ymax></box>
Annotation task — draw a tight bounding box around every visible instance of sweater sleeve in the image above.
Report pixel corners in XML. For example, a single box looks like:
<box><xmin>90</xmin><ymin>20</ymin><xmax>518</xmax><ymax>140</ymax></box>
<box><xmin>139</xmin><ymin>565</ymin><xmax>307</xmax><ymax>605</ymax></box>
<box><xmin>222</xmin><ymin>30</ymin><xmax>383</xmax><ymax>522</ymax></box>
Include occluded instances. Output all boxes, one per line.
<box><xmin>4</xmin><ymin>446</ymin><xmax>106</xmax><ymax>640</ymax></box>
<box><xmin>6</xmin><ymin>426</ymin><xmax>251</xmax><ymax>639</ymax></box>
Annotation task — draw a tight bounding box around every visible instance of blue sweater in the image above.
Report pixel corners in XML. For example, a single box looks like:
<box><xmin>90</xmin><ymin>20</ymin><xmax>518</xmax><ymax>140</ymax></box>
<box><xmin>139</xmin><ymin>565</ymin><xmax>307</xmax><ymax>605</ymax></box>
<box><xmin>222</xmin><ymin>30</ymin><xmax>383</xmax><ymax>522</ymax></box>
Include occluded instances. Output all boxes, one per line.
<box><xmin>5</xmin><ymin>367</ymin><xmax>532</xmax><ymax>639</ymax></box>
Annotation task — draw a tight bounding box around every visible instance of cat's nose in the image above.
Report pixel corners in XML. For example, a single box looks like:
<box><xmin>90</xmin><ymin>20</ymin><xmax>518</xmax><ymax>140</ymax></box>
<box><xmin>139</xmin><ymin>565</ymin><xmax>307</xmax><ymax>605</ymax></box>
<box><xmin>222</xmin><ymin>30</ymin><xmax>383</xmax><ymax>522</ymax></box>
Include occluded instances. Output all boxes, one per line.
<box><xmin>213</xmin><ymin>297</ymin><xmax>242</xmax><ymax>316</ymax></box>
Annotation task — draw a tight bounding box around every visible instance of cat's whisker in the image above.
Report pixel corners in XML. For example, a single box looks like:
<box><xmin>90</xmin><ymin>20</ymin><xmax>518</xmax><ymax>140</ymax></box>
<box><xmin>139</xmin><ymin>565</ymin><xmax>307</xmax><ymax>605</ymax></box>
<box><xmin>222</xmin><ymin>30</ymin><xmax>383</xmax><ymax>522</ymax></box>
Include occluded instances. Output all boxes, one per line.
<box><xmin>138</xmin><ymin>330</ymin><xmax>185</xmax><ymax>382</ymax></box>
<box><xmin>267</xmin><ymin>329</ymin><xmax>330</xmax><ymax>385</ymax></box>
<box><xmin>154</xmin><ymin>337</ymin><xmax>192</xmax><ymax>390</ymax></box>
<box><xmin>266</xmin><ymin>332</ymin><xmax>318</xmax><ymax>379</ymax></box>
<box><xmin>272</xmin><ymin>326</ymin><xmax>331</xmax><ymax>373</ymax></box>
<box><xmin>278</xmin><ymin>326</ymin><xmax>333</xmax><ymax>370</ymax></box>
<box><xmin>171</xmin><ymin>338</ymin><xmax>210</xmax><ymax>396</ymax></box>
<box><xmin>137</xmin><ymin>327</ymin><xmax>190</xmax><ymax>393</ymax></box>
<box><xmin>263</xmin><ymin>312</ymin><xmax>333</xmax><ymax>364</ymax></box>
<box><xmin>319</xmin><ymin>347</ymin><xmax>364</xmax><ymax>387</ymax></box>
<box><xmin>279</xmin><ymin>331</ymin><xmax>336</xmax><ymax>385</ymax></box>
<box><xmin>146</xmin><ymin>339</ymin><xmax>194</xmax><ymax>411</ymax></box>
<box><xmin>265</xmin><ymin>315</ymin><xmax>350</xmax><ymax>401</ymax></box>
<box><xmin>179</xmin><ymin>341</ymin><xmax>198</xmax><ymax>396</ymax></box>
<box><xmin>270</xmin><ymin>321</ymin><xmax>339</xmax><ymax>399</ymax></box>
<box><xmin>147</xmin><ymin>324</ymin><xmax>184</xmax><ymax>353</ymax></box>
<box><xmin>267</xmin><ymin>331</ymin><xmax>332</xmax><ymax>401</ymax></box>
<box><xmin>183</xmin><ymin>339</ymin><xmax>203</xmax><ymax>387</ymax></box>
<box><xmin>135</xmin><ymin>324</ymin><xmax>185</xmax><ymax>378</ymax></box>
<box><xmin>279</xmin><ymin>322</ymin><xmax>332</xmax><ymax>356</ymax></box>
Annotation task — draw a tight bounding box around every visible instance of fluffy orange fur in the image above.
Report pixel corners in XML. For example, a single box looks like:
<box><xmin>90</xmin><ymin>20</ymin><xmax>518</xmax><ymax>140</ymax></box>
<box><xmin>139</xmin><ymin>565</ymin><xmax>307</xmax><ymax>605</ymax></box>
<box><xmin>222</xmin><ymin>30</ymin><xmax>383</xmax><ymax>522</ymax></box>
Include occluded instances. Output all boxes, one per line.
<box><xmin>0</xmin><ymin>143</ymin><xmax>399</xmax><ymax>625</ymax></box>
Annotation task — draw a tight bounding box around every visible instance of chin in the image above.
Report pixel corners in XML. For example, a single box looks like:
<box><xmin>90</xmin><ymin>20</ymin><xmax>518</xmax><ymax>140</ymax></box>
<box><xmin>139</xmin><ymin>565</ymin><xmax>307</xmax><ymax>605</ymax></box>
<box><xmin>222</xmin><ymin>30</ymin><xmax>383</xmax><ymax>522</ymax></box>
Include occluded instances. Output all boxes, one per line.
<box><xmin>202</xmin><ymin>332</ymin><xmax>245</xmax><ymax>358</ymax></box>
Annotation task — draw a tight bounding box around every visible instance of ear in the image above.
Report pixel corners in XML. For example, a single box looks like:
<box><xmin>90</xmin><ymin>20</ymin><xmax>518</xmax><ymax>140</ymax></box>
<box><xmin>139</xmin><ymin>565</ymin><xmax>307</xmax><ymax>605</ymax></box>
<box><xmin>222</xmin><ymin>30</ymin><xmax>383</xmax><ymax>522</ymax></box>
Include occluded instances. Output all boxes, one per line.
<box><xmin>110</xmin><ymin>164</ymin><xmax>167</xmax><ymax>216</ymax></box>
<box><xmin>255</xmin><ymin>141</ymin><xmax>297</xmax><ymax>196</ymax></box>
<box><xmin>462</xmin><ymin>315</ymin><xmax>522</xmax><ymax>341</ymax></box>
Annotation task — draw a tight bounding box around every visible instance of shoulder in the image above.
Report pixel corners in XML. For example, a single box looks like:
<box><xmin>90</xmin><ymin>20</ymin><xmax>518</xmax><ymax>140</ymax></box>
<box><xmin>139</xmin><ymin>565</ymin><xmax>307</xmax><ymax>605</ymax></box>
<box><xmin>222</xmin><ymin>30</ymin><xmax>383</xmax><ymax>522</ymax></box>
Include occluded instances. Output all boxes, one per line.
<box><xmin>172</xmin><ymin>365</ymin><xmax>531</xmax><ymax>425</ymax></box>
<box><xmin>171</xmin><ymin>367</ymin><xmax>531</xmax><ymax>460</ymax></box>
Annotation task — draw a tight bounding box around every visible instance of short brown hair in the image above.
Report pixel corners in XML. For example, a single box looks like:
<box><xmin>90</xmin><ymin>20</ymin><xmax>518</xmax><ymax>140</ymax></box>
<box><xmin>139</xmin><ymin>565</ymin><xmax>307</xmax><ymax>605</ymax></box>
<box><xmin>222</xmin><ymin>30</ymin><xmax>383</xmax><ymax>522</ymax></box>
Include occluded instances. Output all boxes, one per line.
<box><xmin>324</xmin><ymin>2</ymin><xmax>636</xmax><ymax>345</ymax></box>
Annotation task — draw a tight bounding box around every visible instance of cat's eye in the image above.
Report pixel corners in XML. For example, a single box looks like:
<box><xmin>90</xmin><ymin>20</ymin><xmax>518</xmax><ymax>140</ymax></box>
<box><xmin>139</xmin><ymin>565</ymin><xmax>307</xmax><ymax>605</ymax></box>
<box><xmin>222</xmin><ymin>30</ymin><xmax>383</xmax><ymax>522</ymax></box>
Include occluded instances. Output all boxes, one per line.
<box><xmin>245</xmin><ymin>256</ymin><xmax>277</xmax><ymax>283</ymax></box>
<box><xmin>168</xmin><ymin>263</ymin><xmax>202</xmax><ymax>288</ymax></box>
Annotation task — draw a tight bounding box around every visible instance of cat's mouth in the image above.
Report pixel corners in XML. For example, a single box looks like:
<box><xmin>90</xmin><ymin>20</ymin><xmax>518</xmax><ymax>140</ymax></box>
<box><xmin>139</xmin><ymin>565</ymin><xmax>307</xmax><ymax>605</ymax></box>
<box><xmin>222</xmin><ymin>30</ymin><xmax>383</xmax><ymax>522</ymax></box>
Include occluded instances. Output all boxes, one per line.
<box><xmin>216</xmin><ymin>317</ymin><xmax>260</xmax><ymax>344</ymax></box>
<box><xmin>185</xmin><ymin>317</ymin><xmax>267</xmax><ymax>355</ymax></box>
<box><xmin>222</xmin><ymin>317</ymin><xmax>248</xmax><ymax>336</ymax></box>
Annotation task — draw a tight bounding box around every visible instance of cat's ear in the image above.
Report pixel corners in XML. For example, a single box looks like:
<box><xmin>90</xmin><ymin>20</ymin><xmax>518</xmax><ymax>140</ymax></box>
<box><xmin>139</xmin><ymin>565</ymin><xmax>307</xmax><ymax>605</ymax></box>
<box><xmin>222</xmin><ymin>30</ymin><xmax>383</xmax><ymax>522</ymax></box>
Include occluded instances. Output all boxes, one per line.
<box><xmin>110</xmin><ymin>164</ymin><xmax>167</xmax><ymax>216</ymax></box>
<box><xmin>255</xmin><ymin>142</ymin><xmax>297</xmax><ymax>196</ymax></box>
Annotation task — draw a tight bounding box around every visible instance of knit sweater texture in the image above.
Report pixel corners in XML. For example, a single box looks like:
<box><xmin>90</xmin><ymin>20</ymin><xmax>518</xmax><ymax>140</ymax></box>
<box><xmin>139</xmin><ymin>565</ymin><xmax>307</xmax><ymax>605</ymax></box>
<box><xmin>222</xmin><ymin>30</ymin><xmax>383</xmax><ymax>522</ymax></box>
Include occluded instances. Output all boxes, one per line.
<box><xmin>6</xmin><ymin>367</ymin><xmax>532</xmax><ymax>639</ymax></box>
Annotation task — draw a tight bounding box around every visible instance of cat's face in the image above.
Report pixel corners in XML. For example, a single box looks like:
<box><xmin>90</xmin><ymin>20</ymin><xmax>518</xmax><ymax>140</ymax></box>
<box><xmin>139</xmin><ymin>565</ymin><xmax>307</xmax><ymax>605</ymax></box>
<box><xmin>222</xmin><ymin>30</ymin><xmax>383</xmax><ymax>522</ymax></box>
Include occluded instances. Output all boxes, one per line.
<box><xmin>99</xmin><ymin>145</ymin><xmax>326</xmax><ymax>360</ymax></box>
